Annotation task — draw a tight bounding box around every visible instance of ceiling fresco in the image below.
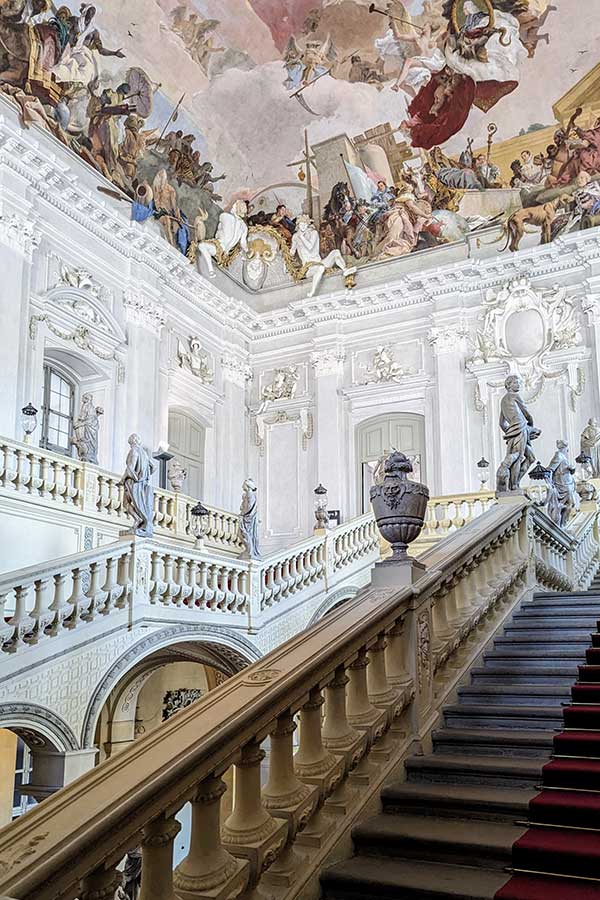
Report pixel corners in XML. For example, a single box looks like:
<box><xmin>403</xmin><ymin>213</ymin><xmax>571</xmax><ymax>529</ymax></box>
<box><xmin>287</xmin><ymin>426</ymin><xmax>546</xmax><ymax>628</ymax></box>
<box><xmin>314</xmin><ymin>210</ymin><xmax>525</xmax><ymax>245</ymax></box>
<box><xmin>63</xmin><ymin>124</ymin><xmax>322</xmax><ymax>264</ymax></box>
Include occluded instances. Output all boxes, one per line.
<box><xmin>1</xmin><ymin>0</ymin><xmax>600</xmax><ymax>289</ymax></box>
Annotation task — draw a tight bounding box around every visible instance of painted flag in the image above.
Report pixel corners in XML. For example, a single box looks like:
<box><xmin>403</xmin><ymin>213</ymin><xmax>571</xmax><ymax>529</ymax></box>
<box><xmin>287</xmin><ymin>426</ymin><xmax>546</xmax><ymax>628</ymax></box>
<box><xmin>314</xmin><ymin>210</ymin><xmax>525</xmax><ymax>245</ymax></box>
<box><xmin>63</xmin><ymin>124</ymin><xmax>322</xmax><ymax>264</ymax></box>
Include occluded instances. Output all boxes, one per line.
<box><xmin>343</xmin><ymin>160</ymin><xmax>378</xmax><ymax>202</ymax></box>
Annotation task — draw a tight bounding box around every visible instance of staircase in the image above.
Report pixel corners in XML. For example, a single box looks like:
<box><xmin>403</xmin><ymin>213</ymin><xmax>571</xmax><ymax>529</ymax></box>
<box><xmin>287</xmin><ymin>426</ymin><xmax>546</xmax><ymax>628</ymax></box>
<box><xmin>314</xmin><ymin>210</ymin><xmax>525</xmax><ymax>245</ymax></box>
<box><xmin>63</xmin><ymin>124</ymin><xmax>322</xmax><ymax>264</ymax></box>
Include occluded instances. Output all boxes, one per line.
<box><xmin>321</xmin><ymin>575</ymin><xmax>600</xmax><ymax>900</ymax></box>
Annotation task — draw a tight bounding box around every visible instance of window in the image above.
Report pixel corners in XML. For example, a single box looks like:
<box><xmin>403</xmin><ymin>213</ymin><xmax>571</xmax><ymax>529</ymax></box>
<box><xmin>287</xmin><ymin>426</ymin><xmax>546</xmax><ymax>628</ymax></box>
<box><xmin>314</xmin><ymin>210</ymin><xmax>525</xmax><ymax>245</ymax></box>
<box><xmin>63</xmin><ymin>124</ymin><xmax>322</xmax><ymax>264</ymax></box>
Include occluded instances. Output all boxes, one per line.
<box><xmin>13</xmin><ymin>738</ymin><xmax>36</xmax><ymax>818</ymax></box>
<box><xmin>41</xmin><ymin>365</ymin><xmax>75</xmax><ymax>454</ymax></box>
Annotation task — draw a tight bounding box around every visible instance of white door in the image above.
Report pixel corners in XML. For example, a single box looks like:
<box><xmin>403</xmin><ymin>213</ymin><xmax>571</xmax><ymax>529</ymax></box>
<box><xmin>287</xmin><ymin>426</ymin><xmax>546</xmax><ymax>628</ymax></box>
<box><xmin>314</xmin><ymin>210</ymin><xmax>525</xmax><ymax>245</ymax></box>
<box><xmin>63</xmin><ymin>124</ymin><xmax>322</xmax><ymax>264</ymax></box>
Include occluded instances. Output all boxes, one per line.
<box><xmin>357</xmin><ymin>414</ymin><xmax>425</xmax><ymax>513</ymax></box>
<box><xmin>168</xmin><ymin>410</ymin><xmax>205</xmax><ymax>500</ymax></box>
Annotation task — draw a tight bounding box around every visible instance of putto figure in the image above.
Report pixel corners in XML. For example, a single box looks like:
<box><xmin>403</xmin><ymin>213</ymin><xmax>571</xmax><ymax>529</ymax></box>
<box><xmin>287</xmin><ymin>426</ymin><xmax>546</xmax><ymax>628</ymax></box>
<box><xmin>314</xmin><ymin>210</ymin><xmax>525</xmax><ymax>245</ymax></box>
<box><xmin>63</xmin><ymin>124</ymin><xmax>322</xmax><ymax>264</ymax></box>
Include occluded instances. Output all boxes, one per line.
<box><xmin>291</xmin><ymin>215</ymin><xmax>356</xmax><ymax>298</ymax></box>
<box><xmin>121</xmin><ymin>434</ymin><xmax>155</xmax><ymax>537</ymax></box>
<box><xmin>71</xmin><ymin>392</ymin><xmax>103</xmax><ymax>464</ymax></box>
<box><xmin>239</xmin><ymin>477</ymin><xmax>260</xmax><ymax>559</ymax></box>
<box><xmin>548</xmin><ymin>439</ymin><xmax>580</xmax><ymax>528</ymax></box>
<box><xmin>496</xmin><ymin>375</ymin><xmax>541</xmax><ymax>493</ymax></box>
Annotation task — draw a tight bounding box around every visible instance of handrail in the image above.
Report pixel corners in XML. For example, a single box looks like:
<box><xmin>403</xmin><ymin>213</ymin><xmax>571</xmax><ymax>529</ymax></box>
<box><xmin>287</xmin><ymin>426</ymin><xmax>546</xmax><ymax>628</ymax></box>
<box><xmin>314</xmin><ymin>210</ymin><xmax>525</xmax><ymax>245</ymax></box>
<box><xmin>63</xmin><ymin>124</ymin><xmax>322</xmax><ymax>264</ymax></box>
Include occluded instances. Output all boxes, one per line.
<box><xmin>2</xmin><ymin>497</ymin><xmax>592</xmax><ymax>900</ymax></box>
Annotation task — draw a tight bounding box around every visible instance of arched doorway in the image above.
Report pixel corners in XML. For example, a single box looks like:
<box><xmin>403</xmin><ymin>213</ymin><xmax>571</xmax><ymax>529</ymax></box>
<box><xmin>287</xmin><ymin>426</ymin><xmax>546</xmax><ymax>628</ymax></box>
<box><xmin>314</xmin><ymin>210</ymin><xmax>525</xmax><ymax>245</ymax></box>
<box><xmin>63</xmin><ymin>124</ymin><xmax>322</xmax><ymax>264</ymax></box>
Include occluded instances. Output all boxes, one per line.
<box><xmin>168</xmin><ymin>408</ymin><xmax>206</xmax><ymax>499</ymax></box>
<box><xmin>356</xmin><ymin>413</ymin><xmax>426</xmax><ymax>513</ymax></box>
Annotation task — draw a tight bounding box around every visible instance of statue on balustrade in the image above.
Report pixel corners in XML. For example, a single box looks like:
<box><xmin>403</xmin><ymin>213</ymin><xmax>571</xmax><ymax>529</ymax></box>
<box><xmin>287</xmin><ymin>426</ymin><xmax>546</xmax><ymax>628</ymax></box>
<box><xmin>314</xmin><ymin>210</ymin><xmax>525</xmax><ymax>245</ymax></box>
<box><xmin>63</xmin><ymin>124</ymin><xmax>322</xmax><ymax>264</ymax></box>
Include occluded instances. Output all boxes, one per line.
<box><xmin>71</xmin><ymin>393</ymin><xmax>103</xmax><ymax>464</ymax></box>
<box><xmin>496</xmin><ymin>375</ymin><xmax>541</xmax><ymax>494</ymax></box>
<box><xmin>580</xmin><ymin>418</ymin><xmax>600</xmax><ymax>478</ymax></box>
<box><xmin>548</xmin><ymin>439</ymin><xmax>580</xmax><ymax>528</ymax></box>
<box><xmin>121</xmin><ymin>434</ymin><xmax>155</xmax><ymax>537</ymax></box>
<box><xmin>239</xmin><ymin>477</ymin><xmax>260</xmax><ymax>559</ymax></box>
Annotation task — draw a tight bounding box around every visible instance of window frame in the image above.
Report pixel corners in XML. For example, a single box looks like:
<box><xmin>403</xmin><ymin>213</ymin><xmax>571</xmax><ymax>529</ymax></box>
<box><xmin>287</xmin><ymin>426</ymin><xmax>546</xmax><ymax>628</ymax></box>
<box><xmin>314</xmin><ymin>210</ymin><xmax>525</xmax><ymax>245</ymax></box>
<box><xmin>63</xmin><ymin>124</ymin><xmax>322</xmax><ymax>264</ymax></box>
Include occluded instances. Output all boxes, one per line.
<box><xmin>40</xmin><ymin>363</ymin><xmax>76</xmax><ymax>456</ymax></box>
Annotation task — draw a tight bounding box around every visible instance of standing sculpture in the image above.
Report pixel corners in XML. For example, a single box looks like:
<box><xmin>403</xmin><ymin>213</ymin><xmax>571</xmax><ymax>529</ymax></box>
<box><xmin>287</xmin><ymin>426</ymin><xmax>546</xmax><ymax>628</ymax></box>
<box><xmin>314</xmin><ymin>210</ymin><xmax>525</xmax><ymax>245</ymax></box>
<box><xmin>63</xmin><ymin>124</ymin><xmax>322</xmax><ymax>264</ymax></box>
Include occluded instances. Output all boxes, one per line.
<box><xmin>71</xmin><ymin>393</ymin><xmax>103</xmax><ymax>464</ymax></box>
<box><xmin>168</xmin><ymin>459</ymin><xmax>187</xmax><ymax>493</ymax></box>
<box><xmin>239</xmin><ymin>477</ymin><xmax>260</xmax><ymax>559</ymax></box>
<box><xmin>121</xmin><ymin>434</ymin><xmax>156</xmax><ymax>537</ymax></box>
<box><xmin>580</xmin><ymin>418</ymin><xmax>600</xmax><ymax>478</ymax></box>
<box><xmin>291</xmin><ymin>215</ymin><xmax>357</xmax><ymax>298</ymax></box>
<box><xmin>496</xmin><ymin>375</ymin><xmax>541</xmax><ymax>494</ymax></box>
<box><xmin>548</xmin><ymin>439</ymin><xmax>580</xmax><ymax>528</ymax></box>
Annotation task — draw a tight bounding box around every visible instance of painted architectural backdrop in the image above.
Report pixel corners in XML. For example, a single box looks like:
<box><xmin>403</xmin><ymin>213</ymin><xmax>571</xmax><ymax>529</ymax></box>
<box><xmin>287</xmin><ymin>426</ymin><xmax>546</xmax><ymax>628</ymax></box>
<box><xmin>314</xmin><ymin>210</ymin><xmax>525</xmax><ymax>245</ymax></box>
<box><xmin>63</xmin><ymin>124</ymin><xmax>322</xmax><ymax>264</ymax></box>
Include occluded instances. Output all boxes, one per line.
<box><xmin>1</xmin><ymin>0</ymin><xmax>600</xmax><ymax>277</ymax></box>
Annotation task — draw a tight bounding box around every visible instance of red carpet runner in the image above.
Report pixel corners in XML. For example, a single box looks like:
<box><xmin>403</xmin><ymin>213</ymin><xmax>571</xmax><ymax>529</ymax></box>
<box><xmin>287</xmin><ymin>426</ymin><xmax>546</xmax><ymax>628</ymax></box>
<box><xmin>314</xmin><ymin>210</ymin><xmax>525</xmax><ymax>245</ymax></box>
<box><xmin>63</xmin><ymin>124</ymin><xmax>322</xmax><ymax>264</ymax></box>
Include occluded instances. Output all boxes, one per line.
<box><xmin>495</xmin><ymin>622</ymin><xmax>600</xmax><ymax>899</ymax></box>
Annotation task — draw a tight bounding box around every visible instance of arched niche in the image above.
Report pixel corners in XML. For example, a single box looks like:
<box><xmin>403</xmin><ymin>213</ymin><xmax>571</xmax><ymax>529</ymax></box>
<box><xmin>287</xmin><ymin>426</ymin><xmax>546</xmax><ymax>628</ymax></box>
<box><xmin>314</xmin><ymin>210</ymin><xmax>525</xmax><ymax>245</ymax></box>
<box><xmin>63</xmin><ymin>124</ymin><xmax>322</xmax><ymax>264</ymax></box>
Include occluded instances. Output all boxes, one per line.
<box><xmin>80</xmin><ymin>625</ymin><xmax>262</xmax><ymax>749</ymax></box>
<box><xmin>356</xmin><ymin>413</ymin><xmax>426</xmax><ymax>513</ymax></box>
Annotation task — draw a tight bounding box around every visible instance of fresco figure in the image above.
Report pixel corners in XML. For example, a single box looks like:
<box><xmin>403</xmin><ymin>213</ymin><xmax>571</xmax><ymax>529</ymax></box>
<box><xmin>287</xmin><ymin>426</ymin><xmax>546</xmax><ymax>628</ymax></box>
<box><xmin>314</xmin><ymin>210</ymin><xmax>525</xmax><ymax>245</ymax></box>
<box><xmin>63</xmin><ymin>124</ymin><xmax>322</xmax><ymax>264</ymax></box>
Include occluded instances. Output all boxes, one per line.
<box><xmin>197</xmin><ymin>200</ymin><xmax>249</xmax><ymax>277</ymax></box>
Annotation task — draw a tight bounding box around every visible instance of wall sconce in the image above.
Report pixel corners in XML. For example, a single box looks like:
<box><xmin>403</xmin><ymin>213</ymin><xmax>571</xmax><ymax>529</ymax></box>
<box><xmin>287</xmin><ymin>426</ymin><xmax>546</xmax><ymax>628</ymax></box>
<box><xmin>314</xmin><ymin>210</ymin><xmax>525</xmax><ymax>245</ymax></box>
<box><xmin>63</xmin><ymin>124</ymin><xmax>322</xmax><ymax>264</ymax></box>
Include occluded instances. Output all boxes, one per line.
<box><xmin>476</xmin><ymin>457</ymin><xmax>490</xmax><ymax>491</ymax></box>
<box><xmin>191</xmin><ymin>501</ymin><xmax>210</xmax><ymax>549</ymax></box>
<box><xmin>314</xmin><ymin>483</ymin><xmax>329</xmax><ymax>532</ymax></box>
<box><xmin>21</xmin><ymin>403</ymin><xmax>38</xmax><ymax>444</ymax></box>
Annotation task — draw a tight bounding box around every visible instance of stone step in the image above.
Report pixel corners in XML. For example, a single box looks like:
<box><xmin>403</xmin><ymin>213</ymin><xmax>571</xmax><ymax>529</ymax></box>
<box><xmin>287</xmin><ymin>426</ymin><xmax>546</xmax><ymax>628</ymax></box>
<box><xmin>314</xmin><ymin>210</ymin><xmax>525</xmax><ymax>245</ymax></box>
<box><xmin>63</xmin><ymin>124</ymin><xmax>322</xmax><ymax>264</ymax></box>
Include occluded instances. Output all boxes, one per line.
<box><xmin>380</xmin><ymin>781</ymin><xmax>532</xmax><ymax>823</ymax></box>
<box><xmin>513</xmin><ymin>609</ymin><xmax>600</xmax><ymax>620</ymax></box>
<box><xmin>432</xmin><ymin>727</ymin><xmax>554</xmax><ymax>758</ymax></box>
<box><xmin>443</xmin><ymin>704</ymin><xmax>563</xmax><ymax>730</ymax></box>
<box><xmin>405</xmin><ymin>753</ymin><xmax>545</xmax><ymax>788</ymax></box>
<box><xmin>457</xmin><ymin>685</ymin><xmax>570</xmax><ymax>708</ymax></box>
<box><xmin>494</xmin><ymin>633</ymin><xmax>592</xmax><ymax>645</ymax></box>
<box><xmin>320</xmin><ymin>857</ymin><xmax>509</xmax><ymax>900</ymax></box>
<box><xmin>533</xmin><ymin>592</ymin><xmax>600</xmax><ymax>603</ymax></box>
<box><xmin>351</xmin><ymin>814</ymin><xmax>524</xmax><ymax>870</ymax></box>
<box><xmin>485</xmin><ymin>647</ymin><xmax>586</xmax><ymax>662</ymax></box>
<box><xmin>471</xmin><ymin>666</ymin><xmax>578</xmax><ymax>685</ymax></box>
<box><xmin>507</xmin><ymin>616</ymin><xmax>600</xmax><ymax>629</ymax></box>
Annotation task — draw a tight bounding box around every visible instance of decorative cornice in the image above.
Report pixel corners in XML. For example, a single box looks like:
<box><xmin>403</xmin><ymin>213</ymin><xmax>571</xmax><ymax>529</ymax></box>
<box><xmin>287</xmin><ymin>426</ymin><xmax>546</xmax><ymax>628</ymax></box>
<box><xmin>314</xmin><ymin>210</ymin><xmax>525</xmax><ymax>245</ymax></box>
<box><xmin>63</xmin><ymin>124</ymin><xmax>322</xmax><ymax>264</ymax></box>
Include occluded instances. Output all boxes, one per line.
<box><xmin>123</xmin><ymin>289</ymin><xmax>166</xmax><ymax>335</ymax></box>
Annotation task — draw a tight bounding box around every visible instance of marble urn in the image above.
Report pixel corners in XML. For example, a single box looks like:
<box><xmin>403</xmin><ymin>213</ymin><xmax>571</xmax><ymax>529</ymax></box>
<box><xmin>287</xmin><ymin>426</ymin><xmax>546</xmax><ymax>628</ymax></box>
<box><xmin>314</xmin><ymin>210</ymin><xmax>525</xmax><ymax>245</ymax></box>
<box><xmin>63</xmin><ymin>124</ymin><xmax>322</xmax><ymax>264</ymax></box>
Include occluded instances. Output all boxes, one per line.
<box><xmin>370</xmin><ymin>451</ymin><xmax>430</xmax><ymax>560</ymax></box>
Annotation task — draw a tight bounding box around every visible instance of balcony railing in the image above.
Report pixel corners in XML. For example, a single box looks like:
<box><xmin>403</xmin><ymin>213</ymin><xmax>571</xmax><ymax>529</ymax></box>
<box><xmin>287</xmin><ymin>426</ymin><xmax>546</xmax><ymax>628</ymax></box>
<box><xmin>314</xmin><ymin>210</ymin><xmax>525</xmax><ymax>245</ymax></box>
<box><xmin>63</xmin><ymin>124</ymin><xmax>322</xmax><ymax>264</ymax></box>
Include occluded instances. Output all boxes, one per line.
<box><xmin>0</xmin><ymin>436</ymin><xmax>244</xmax><ymax>554</ymax></box>
<box><xmin>0</xmin><ymin>514</ymin><xmax>380</xmax><ymax>655</ymax></box>
<box><xmin>0</xmin><ymin>497</ymin><xmax>596</xmax><ymax>900</ymax></box>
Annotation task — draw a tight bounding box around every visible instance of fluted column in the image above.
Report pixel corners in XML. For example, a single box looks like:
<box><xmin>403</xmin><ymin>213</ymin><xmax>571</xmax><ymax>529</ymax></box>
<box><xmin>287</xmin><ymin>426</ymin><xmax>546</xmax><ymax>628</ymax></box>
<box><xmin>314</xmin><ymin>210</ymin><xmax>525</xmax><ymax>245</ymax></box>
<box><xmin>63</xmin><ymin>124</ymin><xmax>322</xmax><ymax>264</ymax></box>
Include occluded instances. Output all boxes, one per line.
<box><xmin>174</xmin><ymin>775</ymin><xmax>248</xmax><ymax>900</ymax></box>
<box><xmin>138</xmin><ymin>814</ymin><xmax>181</xmax><ymax>900</ymax></box>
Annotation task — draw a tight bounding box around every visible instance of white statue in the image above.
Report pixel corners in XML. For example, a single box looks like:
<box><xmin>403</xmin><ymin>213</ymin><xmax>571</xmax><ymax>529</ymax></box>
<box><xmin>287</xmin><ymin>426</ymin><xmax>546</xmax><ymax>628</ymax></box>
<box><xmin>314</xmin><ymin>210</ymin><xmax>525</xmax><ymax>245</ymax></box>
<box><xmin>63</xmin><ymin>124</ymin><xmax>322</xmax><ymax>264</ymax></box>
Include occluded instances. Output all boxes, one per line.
<box><xmin>291</xmin><ymin>215</ymin><xmax>357</xmax><ymax>298</ymax></box>
<box><xmin>71</xmin><ymin>393</ymin><xmax>103</xmax><ymax>464</ymax></box>
<box><xmin>121</xmin><ymin>434</ymin><xmax>155</xmax><ymax>537</ymax></box>
<box><xmin>548</xmin><ymin>439</ymin><xmax>580</xmax><ymax>528</ymax></box>
<box><xmin>496</xmin><ymin>375</ymin><xmax>541</xmax><ymax>493</ymax></box>
<box><xmin>239</xmin><ymin>477</ymin><xmax>260</xmax><ymax>559</ymax></box>
<box><xmin>258</xmin><ymin>365</ymin><xmax>299</xmax><ymax>413</ymax></box>
<box><xmin>177</xmin><ymin>336</ymin><xmax>213</xmax><ymax>383</ymax></box>
<box><xmin>168</xmin><ymin>459</ymin><xmax>187</xmax><ymax>493</ymax></box>
<box><xmin>580</xmin><ymin>418</ymin><xmax>600</xmax><ymax>478</ymax></box>
<box><xmin>197</xmin><ymin>200</ymin><xmax>248</xmax><ymax>278</ymax></box>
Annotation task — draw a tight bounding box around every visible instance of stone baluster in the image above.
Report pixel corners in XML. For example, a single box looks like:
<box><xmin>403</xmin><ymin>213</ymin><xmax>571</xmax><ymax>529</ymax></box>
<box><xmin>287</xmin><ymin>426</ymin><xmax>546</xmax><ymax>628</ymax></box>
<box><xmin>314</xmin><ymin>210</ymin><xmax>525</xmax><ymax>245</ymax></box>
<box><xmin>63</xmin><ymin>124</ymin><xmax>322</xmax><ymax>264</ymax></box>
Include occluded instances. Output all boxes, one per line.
<box><xmin>149</xmin><ymin>552</ymin><xmax>163</xmax><ymax>603</ymax></box>
<box><xmin>367</xmin><ymin>634</ymin><xmax>398</xmax><ymax>718</ymax></box>
<box><xmin>263</xmin><ymin>712</ymin><xmax>312</xmax><ymax>813</ymax></box>
<box><xmin>80</xmin><ymin>866</ymin><xmax>123</xmax><ymax>900</ymax></box>
<box><xmin>173</xmin><ymin>775</ymin><xmax>248</xmax><ymax>900</ymax></box>
<box><xmin>13</xmin><ymin>448</ymin><xmax>25</xmax><ymax>492</ymax></box>
<box><xmin>385</xmin><ymin>616</ymin><xmax>412</xmax><ymax>687</ymax></box>
<box><xmin>28</xmin><ymin>577</ymin><xmax>50</xmax><ymax>641</ymax></box>
<box><xmin>294</xmin><ymin>688</ymin><xmax>341</xmax><ymax>792</ymax></box>
<box><xmin>6</xmin><ymin>583</ymin><xmax>33</xmax><ymax>647</ymax></box>
<box><xmin>46</xmin><ymin>571</ymin><xmax>70</xmax><ymax>634</ymax></box>
<box><xmin>84</xmin><ymin>561</ymin><xmax>101</xmax><ymax>619</ymax></box>
<box><xmin>347</xmin><ymin>649</ymin><xmax>385</xmax><ymax>745</ymax></box>
<box><xmin>100</xmin><ymin>555</ymin><xmax>118</xmax><ymax>612</ymax></box>
<box><xmin>322</xmin><ymin>665</ymin><xmax>365</xmax><ymax>772</ymax></box>
<box><xmin>138</xmin><ymin>814</ymin><xmax>181</xmax><ymax>900</ymax></box>
<box><xmin>196</xmin><ymin>561</ymin><xmax>208</xmax><ymax>606</ymax></box>
<box><xmin>222</xmin><ymin>740</ymin><xmax>287</xmax><ymax>883</ymax></box>
<box><xmin>65</xmin><ymin>568</ymin><xmax>87</xmax><ymax>626</ymax></box>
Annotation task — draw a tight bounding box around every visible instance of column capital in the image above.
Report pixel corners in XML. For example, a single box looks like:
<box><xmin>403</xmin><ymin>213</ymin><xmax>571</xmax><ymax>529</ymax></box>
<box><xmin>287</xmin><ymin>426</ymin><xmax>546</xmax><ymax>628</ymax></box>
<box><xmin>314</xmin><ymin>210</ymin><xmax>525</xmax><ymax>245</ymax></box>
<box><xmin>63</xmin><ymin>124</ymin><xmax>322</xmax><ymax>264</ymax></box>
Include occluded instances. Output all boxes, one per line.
<box><xmin>311</xmin><ymin>346</ymin><xmax>345</xmax><ymax>378</ymax></box>
<box><xmin>221</xmin><ymin>353</ymin><xmax>253</xmax><ymax>387</ymax></box>
<box><xmin>0</xmin><ymin>210</ymin><xmax>41</xmax><ymax>262</ymax></box>
<box><xmin>123</xmin><ymin>289</ymin><xmax>166</xmax><ymax>335</ymax></box>
<box><xmin>427</xmin><ymin>319</ymin><xmax>469</xmax><ymax>356</ymax></box>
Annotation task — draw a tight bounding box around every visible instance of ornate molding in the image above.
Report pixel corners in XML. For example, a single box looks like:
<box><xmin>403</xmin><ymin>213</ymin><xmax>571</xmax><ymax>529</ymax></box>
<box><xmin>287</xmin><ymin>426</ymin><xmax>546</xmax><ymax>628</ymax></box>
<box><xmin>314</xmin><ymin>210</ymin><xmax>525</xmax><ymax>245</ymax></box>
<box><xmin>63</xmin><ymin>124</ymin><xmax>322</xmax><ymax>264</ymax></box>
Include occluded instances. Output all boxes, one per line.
<box><xmin>360</xmin><ymin>346</ymin><xmax>417</xmax><ymax>384</ymax></box>
<box><xmin>29</xmin><ymin>314</ymin><xmax>125</xmax><ymax>380</ymax></box>
<box><xmin>221</xmin><ymin>354</ymin><xmax>253</xmax><ymax>387</ymax></box>
<box><xmin>176</xmin><ymin>336</ymin><xmax>214</xmax><ymax>384</ymax></box>
<box><xmin>123</xmin><ymin>289</ymin><xmax>166</xmax><ymax>335</ymax></box>
<box><xmin>162</xmin><ymin>689</ymin><xmax>203</xmax><ymax>721</ymax></box>
<box><xmin>311</xmin><ymin>347</ymin><xmax>345</xmax><ymax>378</ymax></box>
<box><xmin>51</xmin><ymin>256</ymin><xmax>111</xmax><ymax>304</ymax></box>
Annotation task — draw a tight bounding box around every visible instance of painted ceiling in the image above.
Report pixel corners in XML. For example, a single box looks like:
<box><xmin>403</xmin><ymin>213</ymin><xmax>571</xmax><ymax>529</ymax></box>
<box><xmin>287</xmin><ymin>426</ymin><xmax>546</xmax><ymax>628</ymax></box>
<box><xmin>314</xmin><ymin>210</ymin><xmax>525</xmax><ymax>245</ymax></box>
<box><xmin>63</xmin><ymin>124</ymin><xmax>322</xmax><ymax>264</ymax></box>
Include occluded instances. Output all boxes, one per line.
<box><xmin>1</xmin><ymin>0</ymin><xmax>600</xmax><ymax>281</ymax></box>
